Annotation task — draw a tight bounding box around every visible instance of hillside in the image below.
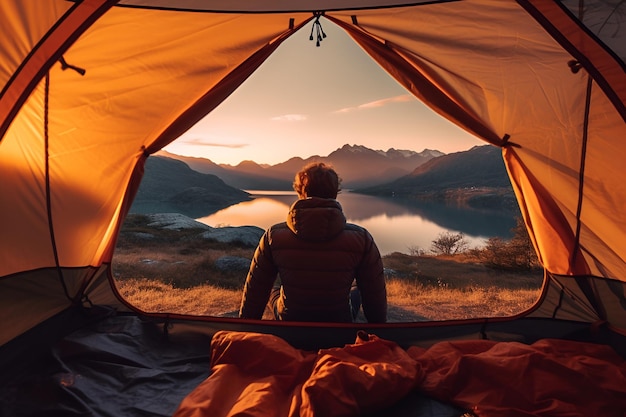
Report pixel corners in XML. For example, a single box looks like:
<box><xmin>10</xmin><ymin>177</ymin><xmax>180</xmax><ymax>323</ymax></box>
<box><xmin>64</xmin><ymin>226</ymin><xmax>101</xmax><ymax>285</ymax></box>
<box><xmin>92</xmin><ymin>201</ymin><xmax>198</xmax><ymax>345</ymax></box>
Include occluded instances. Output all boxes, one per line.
<box><xmin>356</xmin><ymin>145</ymin><xmax>518</xmax><ymax>211</ymax></box>
<box><xmin>130</xmin><ymin>156</ymin><xmax>251</xmax><ymax>218</ymax></box>
<box><xmin>157</xmin><ymin>151</ymin><xmax>292</xmax><ymax>190</ymax></box>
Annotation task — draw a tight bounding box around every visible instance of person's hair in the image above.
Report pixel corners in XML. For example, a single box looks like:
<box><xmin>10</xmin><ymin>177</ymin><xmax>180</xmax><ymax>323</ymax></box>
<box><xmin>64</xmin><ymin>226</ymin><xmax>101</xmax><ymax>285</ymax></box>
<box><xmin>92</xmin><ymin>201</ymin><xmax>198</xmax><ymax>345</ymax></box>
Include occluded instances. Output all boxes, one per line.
<box><xmin>293</xmin><ymin>162</ymin><xmax>341</xmax><ymax>199</ymax></box>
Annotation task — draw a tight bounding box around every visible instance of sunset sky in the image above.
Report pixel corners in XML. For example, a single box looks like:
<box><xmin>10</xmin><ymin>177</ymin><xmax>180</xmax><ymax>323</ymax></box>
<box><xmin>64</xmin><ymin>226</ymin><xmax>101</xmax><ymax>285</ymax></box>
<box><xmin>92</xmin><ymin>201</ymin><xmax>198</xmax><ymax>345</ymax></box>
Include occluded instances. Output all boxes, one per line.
<box><xmin>164</xmin><ymin>18</ymin><xmax>484</xmax><ymax>166</ymax></box>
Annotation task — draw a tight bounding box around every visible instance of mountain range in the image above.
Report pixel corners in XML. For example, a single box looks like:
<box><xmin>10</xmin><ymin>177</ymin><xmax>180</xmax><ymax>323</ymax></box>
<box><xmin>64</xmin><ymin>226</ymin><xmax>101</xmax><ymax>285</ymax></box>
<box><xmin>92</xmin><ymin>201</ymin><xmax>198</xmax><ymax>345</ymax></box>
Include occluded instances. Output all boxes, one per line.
<box><xmin>357</xmin><ymin>144</ymin><xmax>510</xmax><ymax>192</ymax></box>
<box><xmin>156</xmin><ymin>144</ymin><xmax>444</xmax><ymax>190</ymax></box>
<box><xmin>355</xmin><ymin>144</ymin><xmax>518</xmax><ymax>211</ymax></box>
<box><xmin>132</xmin><ymin>144</ymin><xmax>517</xmax><ymax>218</ymax></box>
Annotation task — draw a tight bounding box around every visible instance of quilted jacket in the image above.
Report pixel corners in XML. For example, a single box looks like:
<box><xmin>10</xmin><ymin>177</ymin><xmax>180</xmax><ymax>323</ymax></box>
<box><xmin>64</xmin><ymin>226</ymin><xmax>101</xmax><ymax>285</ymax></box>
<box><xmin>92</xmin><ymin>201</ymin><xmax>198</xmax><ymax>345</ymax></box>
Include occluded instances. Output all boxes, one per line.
<box><xmin>239</xmin><ymin>197</ymin><xmax>387</xmax><ymax>322</ymax></box>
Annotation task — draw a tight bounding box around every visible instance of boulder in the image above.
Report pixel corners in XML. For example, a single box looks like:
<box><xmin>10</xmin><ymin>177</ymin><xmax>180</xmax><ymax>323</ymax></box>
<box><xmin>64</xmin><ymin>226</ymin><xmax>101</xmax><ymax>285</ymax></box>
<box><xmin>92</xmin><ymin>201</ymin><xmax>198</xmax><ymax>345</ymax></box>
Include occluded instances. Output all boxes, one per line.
<box><xmin>146</xmin><ymin>213</ymin><xmax>212</xmax><ymax>230</ymax></box>
<box><xmin>214</xmin><ymin>256</ymin><xmax>251</xmax><ymax>273</ymax></box>
<box><xmin>200</xmin><ymin>226</ymin><xmax>264</xmax><ymax>247</ymax></box>
<box><xmin>143</xmin><ymin>213</ymin><xmax>264</xmax><ymax>247</ymax></box>
<box><xmin>129</xmin><ymin>232</ymin><xmax>155</xmax><ymax>240</ymax></box>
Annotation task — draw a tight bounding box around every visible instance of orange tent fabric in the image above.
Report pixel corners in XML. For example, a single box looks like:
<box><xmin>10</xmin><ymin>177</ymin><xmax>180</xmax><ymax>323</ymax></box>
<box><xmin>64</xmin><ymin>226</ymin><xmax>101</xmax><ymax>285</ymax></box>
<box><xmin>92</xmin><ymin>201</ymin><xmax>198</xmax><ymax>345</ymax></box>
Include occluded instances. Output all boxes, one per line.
<box><xmin>174</xmin><ymin>331</ymin><xmax>626</xmax><ymax>417</ymax></box>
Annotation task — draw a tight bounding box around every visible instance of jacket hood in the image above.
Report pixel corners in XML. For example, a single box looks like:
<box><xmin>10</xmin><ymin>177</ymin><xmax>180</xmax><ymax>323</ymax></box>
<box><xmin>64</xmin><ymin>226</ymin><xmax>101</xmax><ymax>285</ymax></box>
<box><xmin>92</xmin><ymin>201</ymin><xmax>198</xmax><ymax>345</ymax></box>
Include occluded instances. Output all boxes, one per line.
<box><xmin>287</xmin><ymin>197</ymin><xmax>346</xmax><ymax>241</ymax></box>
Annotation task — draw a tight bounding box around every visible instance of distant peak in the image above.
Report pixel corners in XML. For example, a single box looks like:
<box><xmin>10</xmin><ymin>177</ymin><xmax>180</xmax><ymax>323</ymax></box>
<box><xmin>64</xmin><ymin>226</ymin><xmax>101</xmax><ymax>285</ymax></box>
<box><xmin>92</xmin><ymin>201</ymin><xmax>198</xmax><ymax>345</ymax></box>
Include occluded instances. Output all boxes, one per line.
<box><xmin>237</xmin><ymin>160</ymin><xmax>260</xmax><ymax>167</ymax></box>
<box><xmin>421</xmin><ymin>149</ymin><xmax>446</xmax><ymax>158</ymax></box>
<box><xmin>385</xmin><ymin>148</ymin><xmax>418</xmax><ymax>158</ymax></box>
<box><xmin>340</xmin><ymin>144</ymin><xmax>369</xmax><ymax>152</ymax></box>
<box><xmin>331</xmin><ymin>144</ymin><xmax>448</xmax><ymax>160</ymax></box>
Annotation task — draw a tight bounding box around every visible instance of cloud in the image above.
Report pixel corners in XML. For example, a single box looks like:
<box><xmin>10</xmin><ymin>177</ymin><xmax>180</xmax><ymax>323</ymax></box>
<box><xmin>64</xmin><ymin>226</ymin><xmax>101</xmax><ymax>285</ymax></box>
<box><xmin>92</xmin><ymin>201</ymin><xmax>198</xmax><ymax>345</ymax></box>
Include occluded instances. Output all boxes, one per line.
<box><xmin>333</xmin><ymin>94</ymin><xmax>414</xmax><ymax>114</ymax></box>
<box><xmin>271</xmin><ymin>114</ymin><xmax>308</xmax><ymax>121</ymax></box>
<box><xmin>179</xmin><ymin>137</ymin><xmax>248</xmax><ymax>149</ymax></box>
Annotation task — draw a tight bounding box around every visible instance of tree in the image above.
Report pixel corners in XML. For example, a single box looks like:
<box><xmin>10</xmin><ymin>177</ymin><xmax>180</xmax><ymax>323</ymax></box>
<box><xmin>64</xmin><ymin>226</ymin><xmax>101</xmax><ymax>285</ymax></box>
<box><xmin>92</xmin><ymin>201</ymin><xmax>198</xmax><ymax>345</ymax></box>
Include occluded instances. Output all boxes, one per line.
<box><xmin>406</xmin><ymin>245</ymin><xmax>426</xmax><ymax>256</ymax></box>
<box><xmin>430</xmin><ymin>232</ymin><xmax>469</xmax><ymax>255</ymax></box>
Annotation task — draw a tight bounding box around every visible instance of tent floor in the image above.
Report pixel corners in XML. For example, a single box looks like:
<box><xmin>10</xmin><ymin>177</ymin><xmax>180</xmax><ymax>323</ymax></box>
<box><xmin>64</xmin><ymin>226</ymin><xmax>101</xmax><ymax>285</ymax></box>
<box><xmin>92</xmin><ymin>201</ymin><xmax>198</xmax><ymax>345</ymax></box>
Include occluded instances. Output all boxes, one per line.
<box><xmin>0</xmin><ymin>312</ymin><xmax>467</xmax><ymax>417</ymax></box>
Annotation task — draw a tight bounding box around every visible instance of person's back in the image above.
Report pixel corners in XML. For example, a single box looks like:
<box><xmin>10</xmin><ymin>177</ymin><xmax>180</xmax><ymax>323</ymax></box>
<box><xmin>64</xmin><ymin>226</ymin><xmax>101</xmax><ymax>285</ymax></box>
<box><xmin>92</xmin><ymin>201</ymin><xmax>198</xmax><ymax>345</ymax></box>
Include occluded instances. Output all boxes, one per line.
<box><xmin>239</xmin><ymin>162</ymin><xmax>387</xmax><ymax>323</ymax></box>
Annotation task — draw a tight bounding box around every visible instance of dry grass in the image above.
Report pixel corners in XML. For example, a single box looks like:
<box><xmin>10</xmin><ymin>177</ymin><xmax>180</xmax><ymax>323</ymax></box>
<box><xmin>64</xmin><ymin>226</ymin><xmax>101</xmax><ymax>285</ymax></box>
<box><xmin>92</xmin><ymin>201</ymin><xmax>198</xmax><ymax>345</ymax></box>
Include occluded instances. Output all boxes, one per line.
<box><xmin>385</xmin><ymin>279</ymin><xmax>541</xmax><ymax>321</ymax></box>
<box><xmin>113</xmin><ymin>214</ymin><xmax>544</xmax><ymax>322</ymax></box>
<box><xmin>116</xmin><ymin>279</ymin><xmax>242</xmax><ymax>316</ymax></box>
<box><xmin>115</xmin><ymin>276</ymin><xmax>541</xmax><ymax>322</ymax></box>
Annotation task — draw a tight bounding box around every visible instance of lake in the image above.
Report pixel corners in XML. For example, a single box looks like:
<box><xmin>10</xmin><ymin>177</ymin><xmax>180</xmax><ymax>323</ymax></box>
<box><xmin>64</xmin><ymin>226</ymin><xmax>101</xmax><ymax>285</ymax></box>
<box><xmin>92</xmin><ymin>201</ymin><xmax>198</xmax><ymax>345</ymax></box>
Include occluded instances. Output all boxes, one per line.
<box><xmin>196</xmin><ymin>190</ymin><xmax>519</xmax><ymax>256</ymax></box>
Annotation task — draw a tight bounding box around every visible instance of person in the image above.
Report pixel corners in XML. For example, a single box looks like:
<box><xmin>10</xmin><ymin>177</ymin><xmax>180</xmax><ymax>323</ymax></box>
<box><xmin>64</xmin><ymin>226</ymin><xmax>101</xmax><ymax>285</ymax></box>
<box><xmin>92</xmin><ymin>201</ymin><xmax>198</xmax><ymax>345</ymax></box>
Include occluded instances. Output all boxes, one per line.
<box><xmin>239</xmin><ymin>162</ymin><xmax>387</xmax><ymax>323</ymax></box>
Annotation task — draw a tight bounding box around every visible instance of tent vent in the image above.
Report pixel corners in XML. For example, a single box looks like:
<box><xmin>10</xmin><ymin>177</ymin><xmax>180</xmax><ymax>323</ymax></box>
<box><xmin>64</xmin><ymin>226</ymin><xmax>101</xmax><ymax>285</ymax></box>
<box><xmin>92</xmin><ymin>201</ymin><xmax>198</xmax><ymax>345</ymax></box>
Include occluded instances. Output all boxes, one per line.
<box><xmin>568</xmin><ymin>60</ymin><xmax>582</xmax><ymax>74</ymax></box>
<box><xmin>309</xmin><ymin>12</ymin><xmax>327</xmax><ymax>47</ymax></box>
<box><xmin>59</xmin><ymin>56</ymin><xmax>86</xmax><ymax>76</ymax></box>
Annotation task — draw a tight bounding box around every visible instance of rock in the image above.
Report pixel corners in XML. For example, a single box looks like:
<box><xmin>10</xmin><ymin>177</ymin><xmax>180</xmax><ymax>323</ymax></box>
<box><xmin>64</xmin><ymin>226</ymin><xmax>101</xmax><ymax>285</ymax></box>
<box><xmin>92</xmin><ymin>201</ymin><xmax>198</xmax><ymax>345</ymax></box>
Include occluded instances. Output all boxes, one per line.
<box><xmin>214</xmin><ymin>256</ymin><xmax>251</xmax><ymax>273</ymax></box>
<box><xmin>130</xmin><ymin>232</ymin><xmax>155</xmax><ymax>240</ymax></box>
<box><xmin>141</xmin><ymin>212</ymin><xmax>264</xmax><ymax>247</ymax></box>
<box><xmin>146</xmin><ymin>213</ymin><xmax>212</xmax><ymax>230</ymax></box>
<box><xmin>200</xmin><ymin>226</ymin><xmax>264</xmax><ymax>247</ymax></box>
<box><xmin>383</xmin><ymin>267</ymin><xmax>397</xmax><ymax>276</ymax></box>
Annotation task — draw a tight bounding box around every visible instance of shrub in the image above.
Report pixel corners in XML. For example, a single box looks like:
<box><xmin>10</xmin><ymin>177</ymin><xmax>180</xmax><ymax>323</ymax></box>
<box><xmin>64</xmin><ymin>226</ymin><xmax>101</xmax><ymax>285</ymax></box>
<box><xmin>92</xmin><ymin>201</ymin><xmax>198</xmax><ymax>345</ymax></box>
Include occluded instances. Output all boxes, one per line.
<box><xmin>478</xmin><ymin>217</ymin><xmax>539</xmax><ymax>270</ymax></box>
<box><xmin>430</xmin><ymin>232</ymin><xmax>469</xmax><ymax>255</ymax></box>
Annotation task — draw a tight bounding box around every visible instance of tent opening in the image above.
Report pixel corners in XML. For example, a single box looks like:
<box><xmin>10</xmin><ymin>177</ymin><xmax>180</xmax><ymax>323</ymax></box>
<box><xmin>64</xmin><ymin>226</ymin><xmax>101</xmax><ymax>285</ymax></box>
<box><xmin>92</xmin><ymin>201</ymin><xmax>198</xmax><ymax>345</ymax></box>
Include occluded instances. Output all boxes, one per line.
<box><xmin>111</xmin><ymin>20</ymin><xmax>544</xmax><ymax>323</ymax></box>
<box><xmin>3</xmin><ymin>3</ymin><xmax>626</xmax><ymax>415</ymax></box>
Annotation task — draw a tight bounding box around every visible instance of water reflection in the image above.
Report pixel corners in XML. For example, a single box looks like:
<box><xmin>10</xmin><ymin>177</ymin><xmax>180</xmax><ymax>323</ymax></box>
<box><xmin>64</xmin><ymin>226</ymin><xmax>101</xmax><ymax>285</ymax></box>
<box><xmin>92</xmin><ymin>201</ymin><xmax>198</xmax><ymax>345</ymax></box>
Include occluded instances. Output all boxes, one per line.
<box><xmin>196</xmin><ymin>191</ymin><xmax>519</xmax><ymax>255</ymax></box>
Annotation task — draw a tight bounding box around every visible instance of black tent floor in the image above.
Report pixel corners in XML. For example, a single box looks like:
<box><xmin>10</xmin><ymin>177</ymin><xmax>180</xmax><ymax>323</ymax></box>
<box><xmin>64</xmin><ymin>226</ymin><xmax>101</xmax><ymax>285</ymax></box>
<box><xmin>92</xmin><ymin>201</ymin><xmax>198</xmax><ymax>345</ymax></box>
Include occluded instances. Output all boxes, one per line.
<box><xmin>0</xmin><ymin>313</ymin><xmax>467</xmax><ymax>417</ymax></box>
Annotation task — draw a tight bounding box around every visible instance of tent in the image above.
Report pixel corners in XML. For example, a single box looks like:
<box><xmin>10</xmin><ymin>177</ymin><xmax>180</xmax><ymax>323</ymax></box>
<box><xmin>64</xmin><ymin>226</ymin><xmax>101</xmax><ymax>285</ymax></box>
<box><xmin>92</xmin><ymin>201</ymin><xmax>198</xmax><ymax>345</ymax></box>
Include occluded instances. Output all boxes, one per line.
<box><xmin>1</xmin><ymin>0</ymin><xmax>625</xmax><ymax>416</ymax></box>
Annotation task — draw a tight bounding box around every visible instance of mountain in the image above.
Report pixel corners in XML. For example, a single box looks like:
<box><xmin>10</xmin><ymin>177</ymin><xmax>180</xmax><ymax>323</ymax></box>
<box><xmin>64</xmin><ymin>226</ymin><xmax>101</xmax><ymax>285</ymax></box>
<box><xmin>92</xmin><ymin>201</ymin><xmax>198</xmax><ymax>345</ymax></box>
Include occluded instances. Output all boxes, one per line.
<box><xmin>130</xmin><ymin>156</ymin><xmax>251</xmax><ymax>218</ymax></box>
<box><xmin>355</xmin><ymin>145</ymin><xmax>518</xmax><ymax>211</ymax></box>
<box><xmin>155</xmin><ymin>150</ymin><xmax>291</xmax><ymax>190</ymax></box>
<box><xmin>157</xmin><ymin>144</ymin><xmax>443</xmax><ymax>190</ymax></box>
<box><xmin>322</xmin><ymin>144</ymin><xmax>444</xmax><ymax>188</ymax></box>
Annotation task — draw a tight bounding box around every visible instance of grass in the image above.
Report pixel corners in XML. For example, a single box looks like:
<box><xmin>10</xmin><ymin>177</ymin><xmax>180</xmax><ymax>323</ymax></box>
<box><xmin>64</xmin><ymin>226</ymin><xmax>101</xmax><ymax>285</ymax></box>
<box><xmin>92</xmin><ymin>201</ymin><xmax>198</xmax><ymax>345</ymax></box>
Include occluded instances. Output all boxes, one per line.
<box><xmin>113</xmin><ymin>214</ymin><xmax>544</xmax><ymax>322</ymax></box>
<box><xmin>385</xmin><ymin>280</ymin><xmax>541</xmax><ymax>321</ymax></box>
<box><xmin>116</xmin><ymin>279</ymin><xmax>242</xmax><ymax>316</ymax></box>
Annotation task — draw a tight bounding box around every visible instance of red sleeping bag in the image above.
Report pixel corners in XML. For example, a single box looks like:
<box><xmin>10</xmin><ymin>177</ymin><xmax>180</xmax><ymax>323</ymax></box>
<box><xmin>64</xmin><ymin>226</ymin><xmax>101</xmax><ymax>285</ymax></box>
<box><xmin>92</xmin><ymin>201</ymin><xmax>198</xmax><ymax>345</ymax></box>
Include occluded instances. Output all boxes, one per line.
<box><xmin>173</xmin><ymin>330</ymin><xmax>626</xmax><ymax>417</ymax></box>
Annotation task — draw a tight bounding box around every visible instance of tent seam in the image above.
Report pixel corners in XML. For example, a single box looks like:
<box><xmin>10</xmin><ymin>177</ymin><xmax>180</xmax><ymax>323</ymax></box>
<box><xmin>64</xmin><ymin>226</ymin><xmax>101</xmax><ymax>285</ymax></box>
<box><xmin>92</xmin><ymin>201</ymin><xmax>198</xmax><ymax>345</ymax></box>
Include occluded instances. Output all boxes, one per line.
<box><xmin>111</xmin><ymin>0</ymin><xmax>458</xmax><ymax>14</ymax></box>
<box><xmin>44</xmin><ymin>73</ymin><xmax>71</xmax><ymax>301</ymax></box>
<box><xmin>571</xmin><ymin>76</ymin><xmax>608</xmax><ymax>321</ymax></box>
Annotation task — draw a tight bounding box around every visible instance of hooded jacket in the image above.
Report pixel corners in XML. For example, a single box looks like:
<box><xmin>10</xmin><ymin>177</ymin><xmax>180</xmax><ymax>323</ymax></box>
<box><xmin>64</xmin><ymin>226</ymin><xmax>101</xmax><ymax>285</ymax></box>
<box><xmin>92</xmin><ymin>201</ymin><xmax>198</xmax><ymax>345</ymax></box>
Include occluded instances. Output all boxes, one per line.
<box><xmin>239</xmin><ymin>197</ymin><xmax>387</xmax><ymax>323</ymax></box>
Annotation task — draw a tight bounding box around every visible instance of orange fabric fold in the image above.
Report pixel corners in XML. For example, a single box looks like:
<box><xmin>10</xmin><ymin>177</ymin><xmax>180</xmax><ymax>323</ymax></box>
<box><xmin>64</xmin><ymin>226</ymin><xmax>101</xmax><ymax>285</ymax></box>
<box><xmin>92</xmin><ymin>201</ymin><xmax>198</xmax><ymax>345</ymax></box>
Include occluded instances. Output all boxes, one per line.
<box><xmin>174</xmin><ymin>331</ymin><xmax>626</xmax><ymax>417</ymax></box>
<box><xmin>407</xmin><ymin>338</ymin><xmax>626</xmax><ymax>417</ymax></box>
<box><xmin>174</xmin><ymin>330</ymin><xmax>419</xmax><ymax>417</ymax></box>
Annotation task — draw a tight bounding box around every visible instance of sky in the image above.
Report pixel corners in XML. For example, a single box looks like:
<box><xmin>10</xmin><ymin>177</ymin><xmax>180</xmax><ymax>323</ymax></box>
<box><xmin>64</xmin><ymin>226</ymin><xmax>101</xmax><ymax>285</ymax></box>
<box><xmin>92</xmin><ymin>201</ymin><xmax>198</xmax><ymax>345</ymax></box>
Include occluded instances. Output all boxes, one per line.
<box><xmin>163</xmin><ymin>18</ymin><xmax>484</xmax><ymax>166</ymax></box>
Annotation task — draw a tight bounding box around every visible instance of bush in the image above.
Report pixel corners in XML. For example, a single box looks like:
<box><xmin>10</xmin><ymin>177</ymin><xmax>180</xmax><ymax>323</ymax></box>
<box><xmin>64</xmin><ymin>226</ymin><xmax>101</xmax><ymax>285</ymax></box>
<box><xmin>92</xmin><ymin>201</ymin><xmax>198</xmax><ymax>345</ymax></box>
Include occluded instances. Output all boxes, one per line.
<box><xmin>430</xmin><ymin>232</ymin><xmax>469</xmax><ymax>255</ymax></box>
<box><xmin>479</xmin><ymin>217</ymin><xmax>539</xmax><ymax>270</ymax></box>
